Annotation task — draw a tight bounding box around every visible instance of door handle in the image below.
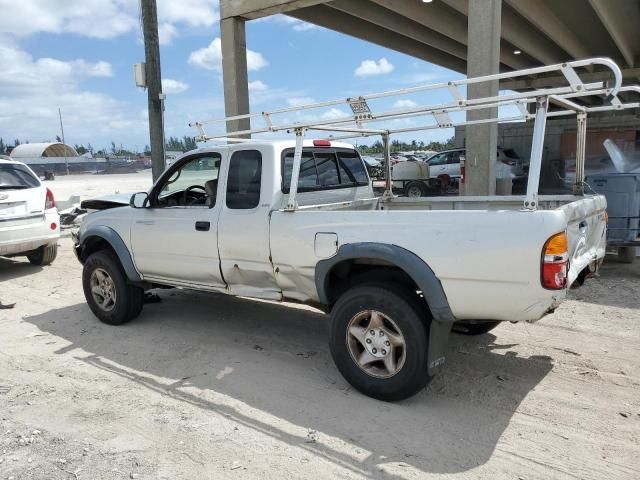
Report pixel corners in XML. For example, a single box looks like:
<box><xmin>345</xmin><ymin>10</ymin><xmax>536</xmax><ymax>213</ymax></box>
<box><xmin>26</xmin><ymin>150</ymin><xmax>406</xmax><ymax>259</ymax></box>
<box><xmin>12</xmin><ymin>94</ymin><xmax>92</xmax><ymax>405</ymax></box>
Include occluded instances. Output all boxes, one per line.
<box><xmin>135</xmin><ymin>220</ymin><xmax>155</xmax><ymax>225</ymax></box>
<box><xmin>579</xmin><ymin>220</ymin><xmax>588</xmax><ymax>230</ymax></box>
<box><xmin>195</xmin><ymin>221</ymin><xmax>210</xmax><ymax>231</ymax></box>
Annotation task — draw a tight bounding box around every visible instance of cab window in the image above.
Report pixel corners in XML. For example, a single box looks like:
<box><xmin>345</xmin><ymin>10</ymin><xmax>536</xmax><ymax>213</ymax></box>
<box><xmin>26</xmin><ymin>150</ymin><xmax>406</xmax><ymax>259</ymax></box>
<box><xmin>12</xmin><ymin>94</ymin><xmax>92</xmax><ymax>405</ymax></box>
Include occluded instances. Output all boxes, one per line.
<box><xmin>226</xmin><ymin>150</ymin><xmax>262</xmax><ymax>209</ymax></box>
<box><xmin>155</xmin><ymin>154</ymin><xmax>221</xmax><ymax>208</ymax></box>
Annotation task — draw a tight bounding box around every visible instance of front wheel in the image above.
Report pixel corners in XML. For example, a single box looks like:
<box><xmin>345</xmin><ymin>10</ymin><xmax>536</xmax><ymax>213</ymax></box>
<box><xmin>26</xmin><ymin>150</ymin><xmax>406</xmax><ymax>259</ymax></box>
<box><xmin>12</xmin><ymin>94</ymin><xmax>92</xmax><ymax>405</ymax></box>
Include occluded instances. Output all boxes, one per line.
<box><xmin>82</xmin><ymin>250</ymin><xmax>144</xmax><ymax>326</ymax></box>
<box><xmin>330</xmin><ymin>284</ymin><xmax>431</xmax><ymax>401</ymax></box>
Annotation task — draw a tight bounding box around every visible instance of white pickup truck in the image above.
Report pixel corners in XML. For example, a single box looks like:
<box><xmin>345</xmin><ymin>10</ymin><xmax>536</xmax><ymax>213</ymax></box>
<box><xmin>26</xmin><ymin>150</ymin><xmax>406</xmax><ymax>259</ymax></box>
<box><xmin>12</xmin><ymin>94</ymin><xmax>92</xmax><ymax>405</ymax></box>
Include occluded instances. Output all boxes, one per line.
<box><xmin>73</xmin><ymin>59</ymin><xmax>632</xmax><ymax>400</ymax></box>
<box><xmin>73</xmin><ymin>137</ymin><xmax>606</xmax><ymax>400</ymax></box>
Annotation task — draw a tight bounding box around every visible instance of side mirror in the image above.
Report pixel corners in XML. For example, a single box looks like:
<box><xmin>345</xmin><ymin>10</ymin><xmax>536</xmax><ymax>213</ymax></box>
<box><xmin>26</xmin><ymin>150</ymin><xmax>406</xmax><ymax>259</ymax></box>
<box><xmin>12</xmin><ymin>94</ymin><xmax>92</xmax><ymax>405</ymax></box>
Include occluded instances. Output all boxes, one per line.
<box><xmin>130</xmin><ymin>192</ymin><xmax>149</xmax><ymax>208</ymax></box>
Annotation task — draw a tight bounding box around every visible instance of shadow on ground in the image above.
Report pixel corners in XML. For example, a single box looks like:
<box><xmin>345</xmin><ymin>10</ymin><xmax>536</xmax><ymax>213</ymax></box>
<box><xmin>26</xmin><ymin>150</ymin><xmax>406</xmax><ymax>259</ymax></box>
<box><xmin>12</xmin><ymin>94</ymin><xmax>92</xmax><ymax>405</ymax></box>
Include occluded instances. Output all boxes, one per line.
<box><xmin>568</xmin><ymin>254</ymin><xmax>640</xmax><ymax>309</ymax></box>
<box><xmin>0</xmin><ymin>257</ymin><xmax>43</xmax><ymax>282</ymax></box>
<box><xmin>25</xmin><ymin>290</ymin><xmax>553</xmax><ymax>477</ymax></box>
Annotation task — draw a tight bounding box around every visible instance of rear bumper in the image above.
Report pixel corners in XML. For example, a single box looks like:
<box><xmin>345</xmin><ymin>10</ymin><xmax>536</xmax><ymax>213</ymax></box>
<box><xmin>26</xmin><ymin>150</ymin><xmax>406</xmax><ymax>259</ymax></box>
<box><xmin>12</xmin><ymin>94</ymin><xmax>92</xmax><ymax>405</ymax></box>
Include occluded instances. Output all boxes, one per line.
<box><xmin>0</xmin><ymin>210</ymin><xmax>60</xmax><ymax>256</ymax></box>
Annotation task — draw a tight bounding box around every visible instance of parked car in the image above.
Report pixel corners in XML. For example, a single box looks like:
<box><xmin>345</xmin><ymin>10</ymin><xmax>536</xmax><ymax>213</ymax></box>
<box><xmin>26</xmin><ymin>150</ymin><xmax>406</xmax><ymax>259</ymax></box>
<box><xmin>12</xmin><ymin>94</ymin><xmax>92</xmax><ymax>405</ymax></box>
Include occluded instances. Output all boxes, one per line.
<box><xmin>0</xmin><ymin>157</ymin><xmax>59</xmax><ymax>265</ymax></box>
<box><xmin>361</xmin><ymin>155</ymin><xmax>383</xmax><ymax>178</ymax></box>
<box><xmin>426</xmin><ymin>147</ymin><xmax>526</xmax><ymax>181</ymax></box>
<box><xmin>392</xmin><ymin>147</ymin><xmax>526</xmax><ymax>197</ymax></box>
<box><xmin>73</xmin><ymin>138</ymin><xmax>605</xmax><ymax>401</ymax></box>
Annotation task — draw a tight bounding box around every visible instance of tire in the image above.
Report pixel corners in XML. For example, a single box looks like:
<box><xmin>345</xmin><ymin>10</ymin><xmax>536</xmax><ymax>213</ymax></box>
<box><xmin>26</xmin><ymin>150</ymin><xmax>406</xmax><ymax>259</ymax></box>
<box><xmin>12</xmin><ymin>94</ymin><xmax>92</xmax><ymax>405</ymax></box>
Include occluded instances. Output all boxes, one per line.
<box><xmin>618</xmin><ymin>247</ymin><xmax>636</xmax><ymax>264</ymax></box>
<box><xmin>27</xmin><ymin>243</ymin><xmax>58</xmax><ymax>266</ymax></box>
<box><xmin>330</xmin><ymin>284</ymin><xmax>431</xmax><ymax>401</ymax></box>
<box><xmin>404</xmin><ymin>181</ymin><xmax>426</xmax><ymax>198</ymax></box>
<box><xmin>452</xmin><ymin>320</ymin><xmax>500</xmax><ymax>336</ymax></box>
<box><xmin>82</xmin><ymin>250</ymin><xmax>144</xmax><ymax>326</ymax></box>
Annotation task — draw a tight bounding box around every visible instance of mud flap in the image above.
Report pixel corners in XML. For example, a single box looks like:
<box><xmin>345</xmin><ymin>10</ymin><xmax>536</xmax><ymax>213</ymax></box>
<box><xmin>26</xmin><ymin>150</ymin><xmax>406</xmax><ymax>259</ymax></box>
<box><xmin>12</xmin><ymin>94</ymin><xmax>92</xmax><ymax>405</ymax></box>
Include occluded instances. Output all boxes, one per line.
<box><xmin>427</xmin><ymin>320</ymin><xmax>453</xmax><ymax>376</ymax></box>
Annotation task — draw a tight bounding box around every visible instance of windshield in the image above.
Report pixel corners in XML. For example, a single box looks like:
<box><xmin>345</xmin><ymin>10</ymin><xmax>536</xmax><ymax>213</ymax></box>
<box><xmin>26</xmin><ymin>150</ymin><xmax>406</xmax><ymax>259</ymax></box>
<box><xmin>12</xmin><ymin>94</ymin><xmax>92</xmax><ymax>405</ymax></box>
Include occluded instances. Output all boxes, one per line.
<box><xmin>0</xmin><ymin>163</ymin><xmax>40</xmax><ymax>189</ymax></box>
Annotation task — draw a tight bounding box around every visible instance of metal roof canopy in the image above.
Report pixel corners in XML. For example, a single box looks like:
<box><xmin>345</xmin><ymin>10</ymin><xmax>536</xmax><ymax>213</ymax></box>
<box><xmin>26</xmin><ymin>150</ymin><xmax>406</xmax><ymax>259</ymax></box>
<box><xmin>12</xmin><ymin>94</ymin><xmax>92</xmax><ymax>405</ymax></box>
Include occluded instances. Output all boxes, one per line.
<box><xmin>9</xmin><ymin>142</ymin><xmax>78</xmax><ymax>158</ymax></box>
<box><xmin>190</xmin><ymin>58</ymin><xmax>640</xmax><ymax>211</ymax></box>
<box><xmin>221</xmin><ymin>0</ymin><xmax>640</xmax><ymax>87</ymax></box>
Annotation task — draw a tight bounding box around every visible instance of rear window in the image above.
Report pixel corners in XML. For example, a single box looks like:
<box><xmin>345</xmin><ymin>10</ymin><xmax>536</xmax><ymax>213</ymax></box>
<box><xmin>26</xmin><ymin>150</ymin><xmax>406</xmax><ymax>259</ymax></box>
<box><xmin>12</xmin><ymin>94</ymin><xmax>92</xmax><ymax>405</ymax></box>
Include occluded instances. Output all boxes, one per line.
<box><xmin>282</xmin><ymin>148</ymin><xmax>369</xmax><ymax>193</ymax></box>
<box><xmin>0</xmin><ymin>163</ymin><xmax>40</xmax><ymax>189</ymax></box>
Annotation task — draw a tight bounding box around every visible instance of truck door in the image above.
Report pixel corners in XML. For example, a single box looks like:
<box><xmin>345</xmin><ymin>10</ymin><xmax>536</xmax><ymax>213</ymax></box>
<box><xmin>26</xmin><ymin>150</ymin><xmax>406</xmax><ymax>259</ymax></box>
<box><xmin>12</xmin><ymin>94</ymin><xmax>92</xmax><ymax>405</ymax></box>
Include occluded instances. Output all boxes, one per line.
<box><xmin>217</xmin><ymin>148</ymin><xmax>282</xmax><ymax>300</ymax></box>
<box><xmin>129</xmin><ymin>152</ymin><xmax>226</xmax><ymax>289</ymax></box>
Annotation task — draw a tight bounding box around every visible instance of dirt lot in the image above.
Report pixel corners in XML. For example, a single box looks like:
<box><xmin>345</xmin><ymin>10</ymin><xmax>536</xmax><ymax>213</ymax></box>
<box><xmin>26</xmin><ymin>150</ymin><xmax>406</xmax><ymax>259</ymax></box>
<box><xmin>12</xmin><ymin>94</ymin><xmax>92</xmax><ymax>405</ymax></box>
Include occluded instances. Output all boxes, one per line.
<box><xmin>1</xmin><ymin>237</ymin><xmax>639</xmax><ymax>480</ymax></box>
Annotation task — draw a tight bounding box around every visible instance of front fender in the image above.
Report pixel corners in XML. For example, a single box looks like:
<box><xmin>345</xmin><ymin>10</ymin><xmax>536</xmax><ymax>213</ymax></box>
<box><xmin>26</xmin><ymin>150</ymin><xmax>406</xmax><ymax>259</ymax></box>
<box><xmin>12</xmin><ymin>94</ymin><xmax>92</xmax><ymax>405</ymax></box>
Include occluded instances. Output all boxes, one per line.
<box><xmin>78</xmin><ymin>225</ymin><xmax>142</xmax><ymax>282</ymax></box>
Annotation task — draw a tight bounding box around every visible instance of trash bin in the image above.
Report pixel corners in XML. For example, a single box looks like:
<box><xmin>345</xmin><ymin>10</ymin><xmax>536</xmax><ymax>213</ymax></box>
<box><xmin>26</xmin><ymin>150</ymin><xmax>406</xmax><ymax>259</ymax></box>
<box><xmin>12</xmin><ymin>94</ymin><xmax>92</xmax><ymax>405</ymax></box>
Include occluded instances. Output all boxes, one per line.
<box><xmin>587</xmin><ymin>173</ymin><xmax>640</xmax><ymax>243</ymax></box>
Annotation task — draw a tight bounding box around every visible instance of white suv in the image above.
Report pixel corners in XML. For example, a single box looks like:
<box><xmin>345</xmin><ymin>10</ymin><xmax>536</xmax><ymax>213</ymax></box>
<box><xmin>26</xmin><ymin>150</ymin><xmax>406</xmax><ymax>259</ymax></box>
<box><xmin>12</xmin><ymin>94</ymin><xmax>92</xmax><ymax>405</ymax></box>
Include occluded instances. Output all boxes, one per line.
<box><xmin>0</xmin><ymin>157</ymin><xmax>59</xmax><ymax>265</ymax></box>
<box><xmin>427</xmin><ymin>147</ymin><xmax>526</xmax><ymax>181</ymax></box>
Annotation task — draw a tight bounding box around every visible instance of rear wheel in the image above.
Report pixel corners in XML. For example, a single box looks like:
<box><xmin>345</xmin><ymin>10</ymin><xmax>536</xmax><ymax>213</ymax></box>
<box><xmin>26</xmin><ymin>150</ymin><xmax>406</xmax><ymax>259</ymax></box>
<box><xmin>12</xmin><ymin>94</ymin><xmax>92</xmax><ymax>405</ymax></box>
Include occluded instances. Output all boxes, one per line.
<box><xmin>453</xmin><ymin>320</ymin><xmax>500</xmax><ymax>335</ymax></box>
<box><xmin>82</xmin><ymin>250</ymin><xmax>144</xmax><ymax>325</ymax></box>
<box><xmin>330</xmin><ymin>284</ymin><xmax>431</xmax><ymax>401</ymax></box>
<box><xmin>618</xmin><ymin>247</ymin><xmax>636</xmax><ymax>264</ymax></box>
<box><xmin>27</xmin><ymin>244</ymin><xmax>58</xmax><ymax>266</ymax></box>
<box><xmin>404</xmin><ymin>181</ymin><xmax>426</xmax><ymax>198</ymax></box>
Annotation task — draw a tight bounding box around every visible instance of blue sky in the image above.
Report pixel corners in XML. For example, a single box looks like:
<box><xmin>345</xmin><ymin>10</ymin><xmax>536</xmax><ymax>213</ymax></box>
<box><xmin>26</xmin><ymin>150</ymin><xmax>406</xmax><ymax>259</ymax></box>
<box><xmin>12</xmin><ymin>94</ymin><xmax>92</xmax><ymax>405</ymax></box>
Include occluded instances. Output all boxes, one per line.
<box><xmin>0</xmin><ymin>1</ymin><xmax>460</xmax><ymax>152</ymax></box>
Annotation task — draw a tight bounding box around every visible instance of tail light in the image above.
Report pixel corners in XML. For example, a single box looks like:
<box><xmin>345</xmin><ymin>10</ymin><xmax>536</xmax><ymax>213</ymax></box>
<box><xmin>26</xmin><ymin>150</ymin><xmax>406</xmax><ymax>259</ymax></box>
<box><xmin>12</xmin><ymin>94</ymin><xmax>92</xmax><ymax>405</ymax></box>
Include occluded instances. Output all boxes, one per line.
<box><xmin>45</xmin><ymin>188</ymin><xmax>55</xmax><ymax>209</ymax></box>
<box><xmin>566</xmin><ymin>166</ymin><xmax>576</xmax><ymax>172</ymax></box>
<box><xmin>460</xmin><ymin>155</ymin><xmax>466</xmax><ymax>184</ymax></box>
<box><xmin>541</xmin><ymin>232</ymin><xmax>569</xmax><ymax>290</ymax></box>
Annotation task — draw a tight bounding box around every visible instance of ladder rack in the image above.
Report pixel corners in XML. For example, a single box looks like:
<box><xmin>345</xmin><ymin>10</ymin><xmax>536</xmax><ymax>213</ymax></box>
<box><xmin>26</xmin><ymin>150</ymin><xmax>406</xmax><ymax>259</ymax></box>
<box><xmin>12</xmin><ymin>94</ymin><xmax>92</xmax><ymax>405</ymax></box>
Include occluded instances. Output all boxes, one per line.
<box><xmin>188</xmin><ymin>58</ymin><xmax>637</xmax><ymax>210</ymax></box>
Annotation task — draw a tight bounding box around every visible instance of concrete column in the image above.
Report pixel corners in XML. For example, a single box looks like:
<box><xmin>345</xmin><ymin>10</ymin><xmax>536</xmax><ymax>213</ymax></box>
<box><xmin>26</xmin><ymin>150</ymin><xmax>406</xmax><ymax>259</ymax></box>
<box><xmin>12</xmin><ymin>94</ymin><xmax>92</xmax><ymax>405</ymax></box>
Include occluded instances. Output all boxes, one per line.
<box><xmin>221</xmin><ymin>16</ymin><xmax>251</xmax><ymax>136</ymax></box>
<box><xmin>464</xmin><ymin>0</ymin><xmax>502</xmax><ymax>195</ymax></box>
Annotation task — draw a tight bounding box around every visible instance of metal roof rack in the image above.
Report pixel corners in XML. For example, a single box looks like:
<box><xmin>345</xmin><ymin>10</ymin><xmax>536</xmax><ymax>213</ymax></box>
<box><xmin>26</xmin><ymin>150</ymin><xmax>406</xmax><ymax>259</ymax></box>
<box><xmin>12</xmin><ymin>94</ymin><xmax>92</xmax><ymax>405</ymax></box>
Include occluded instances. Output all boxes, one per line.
<box><xmin>189</xmin><ymin>58</ymin><xmax>637</xmax><ymax>210</ymax></box>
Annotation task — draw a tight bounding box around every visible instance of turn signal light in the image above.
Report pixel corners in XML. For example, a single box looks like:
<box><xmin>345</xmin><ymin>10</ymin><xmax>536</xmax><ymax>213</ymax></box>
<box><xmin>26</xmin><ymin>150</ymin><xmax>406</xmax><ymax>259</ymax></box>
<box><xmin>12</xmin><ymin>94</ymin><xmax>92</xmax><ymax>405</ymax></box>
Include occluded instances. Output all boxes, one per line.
<box><xmin>541</xmin><ymin>232</ymin><xmax>569</xmax><ymax>290</ymax></box>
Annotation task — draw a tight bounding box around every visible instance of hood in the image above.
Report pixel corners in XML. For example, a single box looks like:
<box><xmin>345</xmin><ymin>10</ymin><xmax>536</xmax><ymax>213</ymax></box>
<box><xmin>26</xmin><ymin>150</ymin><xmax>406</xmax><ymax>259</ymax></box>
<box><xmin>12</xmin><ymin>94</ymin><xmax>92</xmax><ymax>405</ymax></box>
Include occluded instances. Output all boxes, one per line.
<box><xmin>80</xmin><ymin>193</ymin><xmax>132</xmax><ymax>210</ymax></box>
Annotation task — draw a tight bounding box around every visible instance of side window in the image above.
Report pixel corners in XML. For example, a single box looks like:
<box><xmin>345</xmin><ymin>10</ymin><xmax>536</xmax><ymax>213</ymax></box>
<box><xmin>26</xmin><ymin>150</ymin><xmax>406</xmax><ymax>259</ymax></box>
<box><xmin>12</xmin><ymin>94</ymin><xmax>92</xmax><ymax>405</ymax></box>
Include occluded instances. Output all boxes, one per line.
<box><xmin>447</xmin><ymin>151</ymin><xmax>461</xmax><ymax>164</ymax></box>
<box><xmin>428</xmin><ymin>153</ymin><xmax>446</xmax><ymax>166</ymax></box>
<box><xmin>155</xmin><ymin>154</ymin><xmax>221</xmax><ymax>208</ymax></box>
<box><xmin>226</xmin><ymin>150</ymin><xmax>262</xmax><ymax>209</ymax></box>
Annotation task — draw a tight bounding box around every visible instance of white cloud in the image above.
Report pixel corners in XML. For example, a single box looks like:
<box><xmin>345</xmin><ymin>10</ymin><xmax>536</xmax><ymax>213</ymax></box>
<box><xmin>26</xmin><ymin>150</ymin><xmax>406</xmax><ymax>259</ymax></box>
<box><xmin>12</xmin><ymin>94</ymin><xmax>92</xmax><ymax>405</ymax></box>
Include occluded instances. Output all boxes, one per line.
<box><xmin>0</xmin><ymin>40</ymin><xmax>141</xmax><ymax>146</ymax></box>
<box><xmin>188</xmin><ymin>38</ymin><xmax>268</xmax><ymax>72</ymax></box>
<box><xmin>248</xmin><ymin>80</ymin><xmax>268</xmax><ymax>92</ymax></box>
<box><xmin>0</xmin><ymin>0</ymin><xmax>219</xmax><ymax>44</ymax></box>
<box><xmin>287</xmin><ymin>97</ymin><xmax>315</xmax><ymax>107</ymax></box>
<box><xmin>354</xmin><ymin>58</ymin><xmax>394</xmax><ymax>77</ymax></box>
<box><xmin>393</xmin><ymin>99</ymin><xmax>417</xmax><ymax>109</ymax></box>
<box><xmin>321</xmin><ymin>108</ymin><xmax>349</xmax><ymax>120</ymax></box>
<box><xmin>258</xmin><ymin>14</ymin><xmax>318</xmax><ymax>32</ymax></box>
<box><xmin>158</xmin><ymin>23</ymin><xmax>178</xmax><ymax>45</ymax></box>
<box><xmin>162</xmin><ymin>79</ymin><xmax>189</xmax><ymax>94</ymax></box>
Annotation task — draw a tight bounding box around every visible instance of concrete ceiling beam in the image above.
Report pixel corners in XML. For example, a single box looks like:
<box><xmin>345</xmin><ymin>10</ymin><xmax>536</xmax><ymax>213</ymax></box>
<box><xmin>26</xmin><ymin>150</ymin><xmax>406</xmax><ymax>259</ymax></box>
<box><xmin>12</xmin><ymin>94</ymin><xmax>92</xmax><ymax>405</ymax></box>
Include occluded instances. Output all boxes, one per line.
<box><xmin>221</xmin><ymin>0</ymin><xmax>329</xmax><ymax>20</ymax></box>
<box><xmin>589</xmin><ymin>0</ymin><xmax>639</xmax><ymax>68</ymax></box>
<box><xmin>288</xmin><ymin>4</ymin><xmax>468</xmax><ymax>74</ymax></box>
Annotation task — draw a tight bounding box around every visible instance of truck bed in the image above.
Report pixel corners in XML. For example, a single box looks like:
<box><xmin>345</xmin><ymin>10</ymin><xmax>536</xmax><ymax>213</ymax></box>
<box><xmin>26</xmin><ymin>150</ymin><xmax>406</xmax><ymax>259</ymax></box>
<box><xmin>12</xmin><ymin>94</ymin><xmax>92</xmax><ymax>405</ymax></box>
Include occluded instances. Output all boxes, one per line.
<box><xmin>271</xmin><ymin>194</ymin><xmax>606</xmax><ymax>322</ymax></box>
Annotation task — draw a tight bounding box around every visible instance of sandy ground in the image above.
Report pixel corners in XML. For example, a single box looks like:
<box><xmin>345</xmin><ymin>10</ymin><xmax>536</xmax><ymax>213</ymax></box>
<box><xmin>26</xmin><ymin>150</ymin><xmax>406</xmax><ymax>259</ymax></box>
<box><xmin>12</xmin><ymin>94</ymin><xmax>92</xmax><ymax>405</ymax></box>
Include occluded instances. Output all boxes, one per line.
<box><xmin>43</xmin><ymin>172</ymin><xmax>154</xmax><ymax>209</ymax></box>
<box><xmin>1</xmin><ymin>238</ymin><xmax>640</xmax><ymax>479</ymax></box>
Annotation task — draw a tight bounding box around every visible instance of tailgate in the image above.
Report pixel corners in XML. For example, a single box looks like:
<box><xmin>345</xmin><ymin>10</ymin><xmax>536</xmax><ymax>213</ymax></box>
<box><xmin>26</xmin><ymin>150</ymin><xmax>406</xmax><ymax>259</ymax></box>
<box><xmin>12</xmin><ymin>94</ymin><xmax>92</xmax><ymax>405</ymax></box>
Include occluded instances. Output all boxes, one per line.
<box><xmin>0</xmin><ymin>187</ymin><xmax>45</xmax><ymax>226</ymax></box>
<box><xmin>559</xmin><ymin>194</ymin><xmax>607</xmax><ymax>285</ymax></box>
